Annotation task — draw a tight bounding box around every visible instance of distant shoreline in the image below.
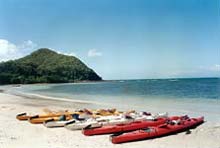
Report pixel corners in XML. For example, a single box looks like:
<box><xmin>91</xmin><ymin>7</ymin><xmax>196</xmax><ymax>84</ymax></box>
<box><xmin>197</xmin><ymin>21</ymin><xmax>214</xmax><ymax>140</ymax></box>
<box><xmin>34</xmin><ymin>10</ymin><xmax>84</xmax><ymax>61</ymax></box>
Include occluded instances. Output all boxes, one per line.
<box><xmin>0</xmin><ymin>77</ymin><xmax>219</xmax><ymax>86</ymax></box>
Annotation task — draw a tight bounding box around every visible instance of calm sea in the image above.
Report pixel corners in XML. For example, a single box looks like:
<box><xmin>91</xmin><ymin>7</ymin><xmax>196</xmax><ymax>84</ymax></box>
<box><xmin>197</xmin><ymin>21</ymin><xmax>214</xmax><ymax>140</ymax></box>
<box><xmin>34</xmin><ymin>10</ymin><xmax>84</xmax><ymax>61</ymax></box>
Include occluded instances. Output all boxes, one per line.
<box><xmin>15</xmin><ymin>78</ymin><xmax>220</xmax><ymax>122</ymax></box>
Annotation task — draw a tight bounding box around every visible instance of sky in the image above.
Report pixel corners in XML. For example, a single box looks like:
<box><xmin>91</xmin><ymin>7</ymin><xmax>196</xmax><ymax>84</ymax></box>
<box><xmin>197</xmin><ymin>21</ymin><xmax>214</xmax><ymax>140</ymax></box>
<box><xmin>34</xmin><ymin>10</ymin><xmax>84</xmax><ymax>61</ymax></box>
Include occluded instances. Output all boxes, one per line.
<box><xmin>0</xmin><ymin>0</ymin><xmax>219</xmax><ymax>80</ymax></box>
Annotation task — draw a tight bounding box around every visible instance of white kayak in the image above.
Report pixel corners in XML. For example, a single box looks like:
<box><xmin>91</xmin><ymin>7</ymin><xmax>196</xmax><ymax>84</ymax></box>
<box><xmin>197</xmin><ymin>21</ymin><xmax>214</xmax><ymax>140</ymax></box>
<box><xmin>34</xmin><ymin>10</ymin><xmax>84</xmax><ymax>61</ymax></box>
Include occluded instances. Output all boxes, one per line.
<box><xmin>64</xmin><ymin>112</ymin><xmax>168</xmax><ymax>131</ymax></box>
<box><xmin>43</xmin><ymin>119</ymin><xmax>76</xmax><ymax>128</ymax></box>
<box><xmin>130</xmin><ymin>112</ymin><xmax>168</xmax><ymax>121</ymax></box>
<box><xmin>44</xmin><ymin>114</ymin><xmax>126</xmax><ymax>128</ymax></box>
<box><xmin>64</xmin><ymin>116</ymin><xmax>133</xmax><ymax>130</ymax></box>
<box><xmin>43</xmin><ymin>112</ymin><xmax>94</xmax><ymax>128</ymax></box>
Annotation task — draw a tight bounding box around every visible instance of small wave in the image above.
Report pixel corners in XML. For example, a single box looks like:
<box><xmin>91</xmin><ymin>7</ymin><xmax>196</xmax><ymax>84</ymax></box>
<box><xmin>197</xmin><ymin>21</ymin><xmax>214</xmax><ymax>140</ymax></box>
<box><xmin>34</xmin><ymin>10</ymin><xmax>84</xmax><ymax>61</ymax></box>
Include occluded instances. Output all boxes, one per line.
<box><xmin>169</xmin><ymin>79</ymin><xmax>179</xmax><ymax>82</ymax></box>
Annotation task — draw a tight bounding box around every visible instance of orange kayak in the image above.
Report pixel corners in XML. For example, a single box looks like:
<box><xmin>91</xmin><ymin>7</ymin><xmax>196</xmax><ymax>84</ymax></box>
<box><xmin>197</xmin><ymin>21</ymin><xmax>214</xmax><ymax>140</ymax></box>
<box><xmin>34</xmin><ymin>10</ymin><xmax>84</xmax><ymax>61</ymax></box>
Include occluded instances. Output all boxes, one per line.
<box><xmin>28</xmin><ymin>114</ymin><xmax>73</xmax><ymax>124</ymax></box>
<box><xmin>16</xmin><ymin>111</ymin><xmax>79</xmax><ymax>121</ymax></box>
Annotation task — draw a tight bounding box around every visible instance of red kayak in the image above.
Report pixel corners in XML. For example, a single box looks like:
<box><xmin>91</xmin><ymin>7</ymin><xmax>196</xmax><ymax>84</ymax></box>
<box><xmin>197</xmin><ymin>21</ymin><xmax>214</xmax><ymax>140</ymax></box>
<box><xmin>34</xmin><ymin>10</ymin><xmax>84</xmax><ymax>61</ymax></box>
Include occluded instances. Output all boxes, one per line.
<box><xmin>110</xmin><ymin>116</ymin><xmax>204</xmax><ymax>144</ymax></box>
<box><xmin>82</xmin><ymin>116</ymin><xmax>180</xmax><ymax>136</ymax></box>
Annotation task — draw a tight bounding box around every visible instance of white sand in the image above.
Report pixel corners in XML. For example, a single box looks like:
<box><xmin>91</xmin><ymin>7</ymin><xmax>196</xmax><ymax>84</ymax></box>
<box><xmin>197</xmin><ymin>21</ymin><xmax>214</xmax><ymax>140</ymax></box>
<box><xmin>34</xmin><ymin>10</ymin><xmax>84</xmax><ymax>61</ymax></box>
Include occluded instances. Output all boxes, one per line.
<box><xmin>0</xmin><ymin>90</ymin><xmax>220</xmax><ymax>148</ymax></box>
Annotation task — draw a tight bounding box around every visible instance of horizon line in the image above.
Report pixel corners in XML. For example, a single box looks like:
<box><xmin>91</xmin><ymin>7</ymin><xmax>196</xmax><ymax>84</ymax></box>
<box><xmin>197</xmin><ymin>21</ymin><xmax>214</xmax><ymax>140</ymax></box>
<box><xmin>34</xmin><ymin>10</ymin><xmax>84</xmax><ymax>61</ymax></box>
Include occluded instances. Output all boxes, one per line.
<box><xmin>103</xmin><ymin>77</ymin><xmax>220</xmax><ymax>81</ymax></box>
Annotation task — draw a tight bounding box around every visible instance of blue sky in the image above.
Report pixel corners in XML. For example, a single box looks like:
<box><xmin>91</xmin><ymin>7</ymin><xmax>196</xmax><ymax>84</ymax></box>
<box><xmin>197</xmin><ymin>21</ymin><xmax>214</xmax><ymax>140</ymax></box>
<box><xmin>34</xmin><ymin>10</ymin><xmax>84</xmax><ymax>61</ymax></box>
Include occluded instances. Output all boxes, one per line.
<box><xmin>0</xmin><ymin>0</ymin><xmax>219</xmax><ymax>79</ymax></box>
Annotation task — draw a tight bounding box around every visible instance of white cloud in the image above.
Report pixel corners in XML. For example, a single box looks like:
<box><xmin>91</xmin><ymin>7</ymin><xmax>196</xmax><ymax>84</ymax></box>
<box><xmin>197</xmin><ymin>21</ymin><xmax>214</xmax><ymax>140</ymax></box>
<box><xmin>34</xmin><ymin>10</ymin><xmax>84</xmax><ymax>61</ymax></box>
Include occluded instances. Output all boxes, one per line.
<box><xmin>199</xmin><ymin>64</ymin><xmax>220</xmax><ymax>72</ymax></box>
<box><xmin>18</xmin><ymin>40</ymin><xmax>37</xmax><ymax>51</ymax></box>
<box><xmin>0</xmin><ymin>39</ymin><xmax>37</xmax><ymax>62</ymax></box>
<box><xmin>168</xmin><ymin>64</ymin><xmax>220</xmax><ymax>78</ymax></box>
<box><xmin>88</xmin><ymin>49</ymin><xmax>102</xmax><ymax>57</ymax></box>
<box><xmin>0</xmin><ymin>39</ymin><xmax>17</xmax><ymax>55</ymax></box>
<box><xmin>209</xmin><ymin>64</ymin><xmax>220</xmax><ymax>72</ymax></box>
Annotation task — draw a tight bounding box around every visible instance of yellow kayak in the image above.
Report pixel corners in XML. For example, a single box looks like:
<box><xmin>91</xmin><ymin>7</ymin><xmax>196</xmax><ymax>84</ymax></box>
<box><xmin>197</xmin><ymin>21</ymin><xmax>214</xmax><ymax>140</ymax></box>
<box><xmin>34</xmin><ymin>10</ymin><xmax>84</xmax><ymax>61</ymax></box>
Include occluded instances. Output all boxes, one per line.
<box><xmin>93</xmin><ymin>108</ymin><xmax>121</xmax><ymax>116</ymax></box>
<box><xmin>28</xmin><ymin>114</ymin><xmax>73</xmax><ymax>124</ymax></box>
<box><xmin>16</xmin><ymin>111</ymin><xmax>79</xmax><ymax>121</ymax></box>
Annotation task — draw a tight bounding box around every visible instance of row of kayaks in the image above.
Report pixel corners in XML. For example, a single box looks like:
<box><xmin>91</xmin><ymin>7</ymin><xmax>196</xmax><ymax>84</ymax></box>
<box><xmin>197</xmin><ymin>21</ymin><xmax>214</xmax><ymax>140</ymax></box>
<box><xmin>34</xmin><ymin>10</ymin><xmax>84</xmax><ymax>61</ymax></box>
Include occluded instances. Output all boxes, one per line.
<box><xmin>17</xmin><ymin>108</ymin><xmax>168</xmax><ymax>128</ymax></box>
<box><xmin>16</xmin><ymin>108</ymin><xmax>121</xmax><ymax>123</ymax></box>
<box><xmin>16</xmin><ymin>108</ymin><xmax>204</xmax><ymax>144</ymax></box>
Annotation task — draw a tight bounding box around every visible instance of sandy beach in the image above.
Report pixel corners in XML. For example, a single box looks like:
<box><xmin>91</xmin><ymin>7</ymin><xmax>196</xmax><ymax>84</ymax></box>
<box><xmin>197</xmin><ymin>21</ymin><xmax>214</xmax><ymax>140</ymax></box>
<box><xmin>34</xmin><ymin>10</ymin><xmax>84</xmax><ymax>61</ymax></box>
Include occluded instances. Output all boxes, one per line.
<box><xmin>0</xmin><ymin>88</ymin><xmax>220</xmax><ymax>148</ymax></box>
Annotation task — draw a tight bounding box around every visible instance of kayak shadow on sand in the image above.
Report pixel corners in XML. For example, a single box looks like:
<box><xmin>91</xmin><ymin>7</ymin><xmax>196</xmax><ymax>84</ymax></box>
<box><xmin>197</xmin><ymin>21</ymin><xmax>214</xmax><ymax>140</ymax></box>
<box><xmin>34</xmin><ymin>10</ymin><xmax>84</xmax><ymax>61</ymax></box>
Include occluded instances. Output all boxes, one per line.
<box><xmin>185</xmin><ymin>130</ymin><xmax>191</xmax><ymax>135</ymax></box>
<box><xmin>111</xmin><ymin>122</ymin><xmax>204</xmax><ymax>144</ymax></box>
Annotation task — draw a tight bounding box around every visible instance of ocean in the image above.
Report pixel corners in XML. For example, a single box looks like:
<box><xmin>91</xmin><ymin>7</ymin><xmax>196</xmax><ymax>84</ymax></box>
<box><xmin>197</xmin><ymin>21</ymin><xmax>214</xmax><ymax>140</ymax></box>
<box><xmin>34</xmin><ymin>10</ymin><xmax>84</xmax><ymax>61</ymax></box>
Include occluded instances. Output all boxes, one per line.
<box><xmin>13</xmin><ymin>78</ymin><xmax>220</xmax><ymax>123</ymax></box>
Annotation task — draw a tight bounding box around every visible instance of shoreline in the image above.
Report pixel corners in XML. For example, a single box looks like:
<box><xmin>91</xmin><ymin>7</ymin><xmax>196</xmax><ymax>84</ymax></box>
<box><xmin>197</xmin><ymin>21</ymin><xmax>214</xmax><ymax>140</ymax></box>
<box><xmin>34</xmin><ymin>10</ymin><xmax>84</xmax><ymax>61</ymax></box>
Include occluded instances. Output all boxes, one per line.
<box><xmin>1</xmin><ymin>85</ymin><xmax>106</xmax><ymax>106</ymax></box>
<box><xmin>6</xmin><ymin>89</ymin><xmax>95</xmax><ymax>105</ymax></box>
<box><xmin>2</xmin><ymin>84</ymin><xmax>220</xmax><ymax>123</ymax></box>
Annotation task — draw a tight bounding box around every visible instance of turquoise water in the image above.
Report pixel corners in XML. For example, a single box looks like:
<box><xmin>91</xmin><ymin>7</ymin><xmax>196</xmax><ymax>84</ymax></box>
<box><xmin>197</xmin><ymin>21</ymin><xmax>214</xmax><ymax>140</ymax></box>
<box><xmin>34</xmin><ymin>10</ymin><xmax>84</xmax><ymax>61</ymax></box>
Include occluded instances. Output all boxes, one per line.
<box><xmin>16</xmin><ymin>78</ymin><xmax>220</xmax><ymax>122</ymax></box>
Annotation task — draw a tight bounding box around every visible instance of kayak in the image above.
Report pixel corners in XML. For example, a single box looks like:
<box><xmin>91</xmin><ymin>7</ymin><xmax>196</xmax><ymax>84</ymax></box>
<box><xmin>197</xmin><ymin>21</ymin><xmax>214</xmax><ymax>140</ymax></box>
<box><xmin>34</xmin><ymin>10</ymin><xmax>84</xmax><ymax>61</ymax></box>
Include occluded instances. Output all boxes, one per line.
<box><xmin>44</xmin><ymin>112</ymin><xmax>89</xmax><ymax>128</ymax></box>
<box><xmin>16</xmin><ymin>111</ymin><xmax>79</xmax><ymax>121</ymax></box>
<box><xmin>82</xmin><ymin>117</ymin><xmax>170</xmax><ymax>136</ymax></box>
<box><xmin>16</xmin><ymin>113</ymin><xmax>33</xmax><ymax>121</ymax></box>
<box><xmin>28</xmin><ymin>114</ymin><xmax>73</xmax><ymax>124</ymax></box>
<box><xmin>65</xmin><ymin>119</ymin><xmax>102</xmax><ymax>130</ymax></box>
<box><xmin>65</xmin><ymin>112</ymin><xmax>169</xmax><ymax>130</ymax></box>
<box><xmin>92</xmin><ymin>108</ymin><xmax>121</xmax><ymax>116</ymax></box>
<box><xmin>43</xmin><ymin>119</ymin><xmax>77</xmax><ymax>128</ymax></box>
<box><xmin>65</xmin><ymin>115</ymin><xmax>132</xmax><ymax>130</ymax></box>
<box><xmin>47</xmin><ymin>114</ymin><xmax>127</xmax><ymax>129</ymax></box>
<box><xmin>127</xmin><ymin>112</ymin><xmax>168</xmax><ymax>121</ymax></box>
<box><xmin>110</xmin><ymin>116</ymin><xmax>204</xmax><ymax>144</ymax></box>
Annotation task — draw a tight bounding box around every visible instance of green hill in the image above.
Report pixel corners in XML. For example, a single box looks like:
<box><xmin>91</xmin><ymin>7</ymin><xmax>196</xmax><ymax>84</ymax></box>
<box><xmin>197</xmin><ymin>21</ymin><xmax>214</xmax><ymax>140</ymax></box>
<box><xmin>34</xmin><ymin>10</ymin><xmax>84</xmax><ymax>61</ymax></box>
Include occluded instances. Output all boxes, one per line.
<box><xmin>0</xmin><ymin>48</ymin><xmax>102</xmax><ymax>84</ymax></box>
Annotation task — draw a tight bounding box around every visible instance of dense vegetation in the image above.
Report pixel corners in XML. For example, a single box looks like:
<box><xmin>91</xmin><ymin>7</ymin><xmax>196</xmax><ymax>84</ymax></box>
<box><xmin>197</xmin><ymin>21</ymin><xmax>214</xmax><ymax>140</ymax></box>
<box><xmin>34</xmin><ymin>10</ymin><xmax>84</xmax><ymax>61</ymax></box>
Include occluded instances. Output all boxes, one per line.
<box><xmin>0</xmin><ymin>48</ymin><xmax>102</xmax><ymax>84</ymax></box>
